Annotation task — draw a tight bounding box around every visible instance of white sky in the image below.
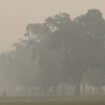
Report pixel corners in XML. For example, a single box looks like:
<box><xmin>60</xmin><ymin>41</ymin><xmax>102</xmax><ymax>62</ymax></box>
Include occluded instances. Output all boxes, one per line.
<box><xmin>0</xmin><ymin>0</ymin><xmax>105</xmax><ymax>52</ymax></box>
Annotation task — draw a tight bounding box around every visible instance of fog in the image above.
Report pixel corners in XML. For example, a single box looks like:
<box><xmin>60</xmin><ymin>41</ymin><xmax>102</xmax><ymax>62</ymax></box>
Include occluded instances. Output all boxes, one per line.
<box><xmin>0</xmin><ymin>1</ymin><xmax>105</xmax><ymax>96</ymax></box>
<box><xmin>0</xmin><ymin>0</ymin><xmax>105</xmax><ymax>52</ymax></box>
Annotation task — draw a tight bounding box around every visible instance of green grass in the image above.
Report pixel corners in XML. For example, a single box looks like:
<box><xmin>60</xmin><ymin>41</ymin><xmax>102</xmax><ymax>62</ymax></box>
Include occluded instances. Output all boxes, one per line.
<box><xmin>0</xmin><ymin>96</ymin><xmax>105</xmax><ymax>105</ymax></box>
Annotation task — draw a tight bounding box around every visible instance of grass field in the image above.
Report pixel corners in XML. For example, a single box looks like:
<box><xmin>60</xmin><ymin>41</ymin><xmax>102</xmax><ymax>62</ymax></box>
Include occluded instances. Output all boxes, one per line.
<box><xmin>0</xmin><ymin>96</ymin><xmax>105</xmax><ymax>105</ymax></box>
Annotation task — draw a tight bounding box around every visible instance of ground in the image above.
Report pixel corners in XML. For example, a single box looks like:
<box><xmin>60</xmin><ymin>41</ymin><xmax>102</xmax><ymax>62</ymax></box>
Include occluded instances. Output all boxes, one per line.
<box><xmin>0</xmin><ymin>96</ymin><xmax>104</xmax><ymax>105</ymax></box>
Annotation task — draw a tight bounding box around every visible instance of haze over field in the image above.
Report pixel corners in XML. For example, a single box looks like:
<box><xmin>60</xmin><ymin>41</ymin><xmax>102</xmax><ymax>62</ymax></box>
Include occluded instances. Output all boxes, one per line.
<box><xmin>0</xmin><ymin>0</ymin><xmax>105</xmax><ymax>97</ymax></box>
<box><xmin>0</xmin><ymin>0</ymin><xmax>105</xmax><ymax>52</ymax></box>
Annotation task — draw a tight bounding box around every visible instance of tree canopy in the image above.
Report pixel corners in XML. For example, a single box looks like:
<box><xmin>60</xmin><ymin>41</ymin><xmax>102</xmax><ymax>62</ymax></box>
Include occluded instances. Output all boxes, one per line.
<box><xmin>0</xmin><ymin>9</ymin><xmax>105</xmax><ymax>96</ymax></box>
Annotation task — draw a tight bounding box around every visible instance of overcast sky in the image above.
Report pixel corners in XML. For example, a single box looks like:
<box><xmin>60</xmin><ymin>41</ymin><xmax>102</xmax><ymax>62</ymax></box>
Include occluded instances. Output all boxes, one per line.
<box><xmin>0</xmin><ymin>0</ymin><xmax>105</xmax><ymax>52</ymax></box>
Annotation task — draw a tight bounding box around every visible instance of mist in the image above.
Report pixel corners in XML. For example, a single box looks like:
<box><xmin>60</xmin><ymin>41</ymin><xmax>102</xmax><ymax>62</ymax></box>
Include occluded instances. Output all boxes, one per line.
<box><xmin>0</xmin><ymin>1</ymin><xmax>105</xmax><ymax>96</ymax></box>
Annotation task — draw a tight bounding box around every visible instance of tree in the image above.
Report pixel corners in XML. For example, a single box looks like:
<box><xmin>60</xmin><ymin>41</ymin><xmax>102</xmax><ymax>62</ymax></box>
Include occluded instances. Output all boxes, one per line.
<box><xmin>24</xmin><ymin>13</ymin><xmax>72</xmax><ymax>95</ymax></box>
<box><xmin>46</xmin><ymin>9</ymin><xmax>105</xmax><ymax>95</ymax></box>
<box><xmin>82</xmin><ymin>68</ymin><xmax>105</xmax><ymax>95</ymax></box>
<box><xmin>25</xmin><ymin>10</ymin><xmax>105</xmax><ymax>96</ymax></box>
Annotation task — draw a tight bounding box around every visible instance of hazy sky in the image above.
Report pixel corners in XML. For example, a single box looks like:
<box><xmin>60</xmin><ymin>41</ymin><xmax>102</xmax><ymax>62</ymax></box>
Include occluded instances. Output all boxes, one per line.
<box><xmin>0</xmin><ymin>0</ymin><xmax>105</xmax><ymax>52</ymax></box>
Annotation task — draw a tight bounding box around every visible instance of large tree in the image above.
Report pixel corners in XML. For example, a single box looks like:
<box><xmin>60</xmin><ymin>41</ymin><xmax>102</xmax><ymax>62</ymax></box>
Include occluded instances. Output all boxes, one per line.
<box><xmin>25</xmin><ymin>9</ymin><xmax>105</xmax><ymax>95</ymax></box>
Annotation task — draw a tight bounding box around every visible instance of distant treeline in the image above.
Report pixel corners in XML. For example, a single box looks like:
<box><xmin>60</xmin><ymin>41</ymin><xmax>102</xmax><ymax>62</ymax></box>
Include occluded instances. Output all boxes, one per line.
<box><xmin>0</xmin><ymin>9</ymin><xmax>105</xmax><ymax>96</ymax></box>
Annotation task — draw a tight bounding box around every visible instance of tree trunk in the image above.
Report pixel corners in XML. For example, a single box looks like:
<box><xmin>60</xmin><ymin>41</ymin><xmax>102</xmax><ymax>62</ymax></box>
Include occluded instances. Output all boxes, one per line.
<box><xmin>61</xmin><ymin>84</ymin><xmax>66</xmax><ymax>96</ymax></box>
<box><xmin>75</xmin><ymin>81</ymin><xmax>81</xmax><ymax>96</ymax></box>
<box><xmin>82</xmin><ymin>83</ymin><xmax>86</xmax><ymax>95</ymax></box>
<box><xmin>97</xmin><ymin>87</ymin><xmax>101</xmax><ymax>95</ymax></box>
<box><xmin>51</xmin><ymin>87</ymin><xmax>57</xmax><ymax>96</ymax></box>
